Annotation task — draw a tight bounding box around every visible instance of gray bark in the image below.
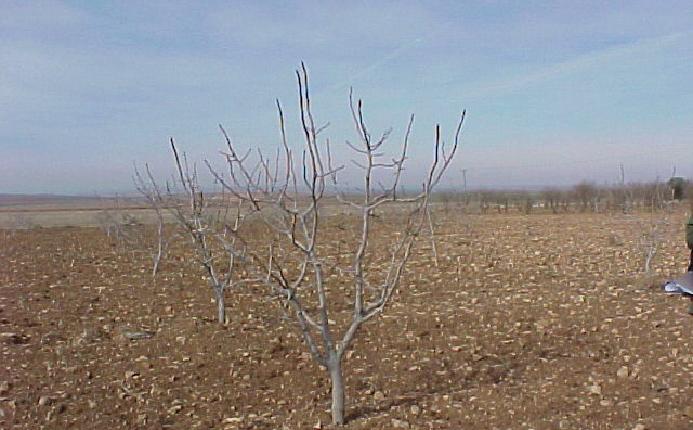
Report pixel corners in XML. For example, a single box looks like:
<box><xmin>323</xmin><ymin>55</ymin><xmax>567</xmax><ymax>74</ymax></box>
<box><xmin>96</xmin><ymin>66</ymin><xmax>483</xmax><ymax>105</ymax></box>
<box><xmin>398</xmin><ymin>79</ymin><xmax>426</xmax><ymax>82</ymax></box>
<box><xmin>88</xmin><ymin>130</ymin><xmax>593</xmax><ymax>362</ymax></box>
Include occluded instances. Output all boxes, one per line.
<box><xmin>214</xmin><ymin>286</ymin><xmax>225</xmax><ymax>325</ymax></box>
<box><xmin>328</xmin><ymin>354</ymin><xmax>345</xmax><ymax>426</ymax></box>
<box><xmin>151</xmin><ymin>217</ymin><xmax>164</xmax><ymax>278</ymax></box>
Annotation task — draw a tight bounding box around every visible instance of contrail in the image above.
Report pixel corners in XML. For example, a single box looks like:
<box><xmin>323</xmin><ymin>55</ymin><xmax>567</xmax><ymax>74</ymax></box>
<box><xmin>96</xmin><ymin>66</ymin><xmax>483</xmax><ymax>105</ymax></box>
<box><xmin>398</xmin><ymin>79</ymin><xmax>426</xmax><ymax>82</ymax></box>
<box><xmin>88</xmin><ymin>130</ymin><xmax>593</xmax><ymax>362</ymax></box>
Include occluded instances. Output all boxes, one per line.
<box><xmin>451</xmin><ymin>31</ymin><xmax>689</xmax><ymax>99</ymax></box>
<box><xmin>320</xmin><ymin>37</ymin><xmax>424</xmax><ymax>96</ymax></box>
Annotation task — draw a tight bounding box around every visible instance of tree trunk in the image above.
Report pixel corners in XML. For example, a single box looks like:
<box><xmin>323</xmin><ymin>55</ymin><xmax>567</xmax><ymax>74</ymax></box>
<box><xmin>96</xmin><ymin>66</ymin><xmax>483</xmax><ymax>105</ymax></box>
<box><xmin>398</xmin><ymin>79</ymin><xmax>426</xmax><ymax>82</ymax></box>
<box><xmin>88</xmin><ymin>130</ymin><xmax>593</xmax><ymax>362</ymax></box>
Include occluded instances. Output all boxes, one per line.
<box><xmin>214</xmin><ymin>286</ymin><xmax>225</xmax><ymax>325</ymax></box>
<box><xmin>152</xmin><ymin>255</ymin><xmax>160</xmax><ymax>278</ymax></box>
<box><xmin>152</xmin><ymin>220</ymin><xmax>164</xmax><ymax>278</ymax></box>
<box><xmin>152</xmin><ymin>243</ymin><xmax>162</xmax><ymax>278</ymax></box>
<box><xmin>328</xmin><ymin>355</ymin><xmax>345</xmax><ymax>426</ymax></box>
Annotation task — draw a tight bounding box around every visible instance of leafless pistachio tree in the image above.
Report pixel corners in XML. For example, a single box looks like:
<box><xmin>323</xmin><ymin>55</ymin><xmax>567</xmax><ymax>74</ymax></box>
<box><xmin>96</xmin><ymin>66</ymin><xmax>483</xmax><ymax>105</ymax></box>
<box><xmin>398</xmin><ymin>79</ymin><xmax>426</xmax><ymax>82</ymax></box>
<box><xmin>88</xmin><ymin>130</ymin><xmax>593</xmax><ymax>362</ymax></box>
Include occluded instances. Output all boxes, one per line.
<box><xmin>192</xmin><ymin>64</ymin><xmax>465</xmax><ymax>425</ymax></box>
<box><xmin>641</xmin><ymin>179</ymin><xmax>670</xmax><ymax>273</ymax></box>
<box><xmin>617</xmin><ymin>162</ymin><xmax>634</xmax><ymax>213</ymax></box>
<box><xmin>94</xmin><ymin>194</ymin><xmax>140</xmax><ymax>244</ymax></box>
<box><xmin>137</xmin><ymin>146</ymin><xmax>253</xmax><ymax>324</ymax></box>
<box><xmin>133</xmin><ymin>163</ymin><xmax>173</xmax><ymax>278</ymax></box>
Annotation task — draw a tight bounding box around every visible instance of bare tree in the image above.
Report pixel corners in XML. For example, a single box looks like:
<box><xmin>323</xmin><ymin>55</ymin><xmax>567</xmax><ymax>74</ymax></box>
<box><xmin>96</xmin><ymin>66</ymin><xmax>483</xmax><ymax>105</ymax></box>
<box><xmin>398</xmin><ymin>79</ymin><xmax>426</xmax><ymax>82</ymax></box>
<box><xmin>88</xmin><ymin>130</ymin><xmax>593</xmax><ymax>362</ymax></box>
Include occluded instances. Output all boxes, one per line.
<box><xmin>179</xmin><ymin>64</ymin><xmax>466</xmax><ymax>425</ymax></box>
<box><xmin>139</xmin><ymin>147</ymin><xmax>253</xmax><ymax>325</ymax></box>
<box><xmin>425</xmin><ymin>205</ymin><xmax>440</xmax><ymax>268</ymax></box>
<box><xmin>94</xmin><ymin>194</ymin><xmax>141</xmax><ymax>244</ymax></box>
<box><xmin>573</xmin><ymin>181</ymin><xmax>598</xmax><ymax>212</ymax></box>
<box><xmin>641</xmin><ymin>222</ymin><xmax>661</xmax><ymax>274</ymax></box>
<box><xmin>541</xmin><ymin>188</ymin><xmax>561</xmax><ymax>214</ymax></box>
<box><xmin>640</xmin><ymin>179</ymin><xmax>670</xmax><ymax>273</ymax></box>
<box><xmin>133</xmin><ymin>163</ymin><xmax>172</xmax><ymax>278</ymax></box>
<box><xmin>617</xmin><ymin>163</ymin><xmax>634</xmax><ymax>213</ymax></box>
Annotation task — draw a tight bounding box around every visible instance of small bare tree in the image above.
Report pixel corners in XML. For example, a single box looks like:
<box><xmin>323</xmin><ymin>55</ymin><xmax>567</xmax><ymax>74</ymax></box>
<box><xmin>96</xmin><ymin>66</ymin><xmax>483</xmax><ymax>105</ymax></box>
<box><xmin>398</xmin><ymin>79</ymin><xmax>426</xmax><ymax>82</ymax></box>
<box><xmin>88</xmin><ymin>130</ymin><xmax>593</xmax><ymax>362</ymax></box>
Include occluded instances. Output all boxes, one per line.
<box><xmin>133</xmin><ymin>163</ymin><xmax>173</xmax><ymax>278</ymax></box>
<box><xmin>641</xmin><ymin>217</ymin><xmax>663</xmax><ymax>274</ymax></box>
<box><xmin>541</xmin><ymin>188</ymin><xmax>561</xmax><ymax>214</ymax></box>
<box><xmin>166</xmin><ymin>64</ymin><xmax>465</xmax><ymax>425</ymax></box>
<box><xmin>574</xmin><ymin>181</ymin><xmax>598</xmax><ymax>212</ymax></box>
<box><xmin>137</xmin><ymin>148</ymin><xmax>252</xmax><ymax>324</ymax></box>
<box><xmin>95</xmin><ymin>194</ymin><xmax>141</xmax><ymax>244</ymax></box>
<box><xmin>617</xmin><ymin>163</ymin><xmax>633</xmax><ymax>213</ymax></box>
<box><xmin>640</xmin><ymin>179</ymin><xmax>670</xmax><ymax>273</ymax></box>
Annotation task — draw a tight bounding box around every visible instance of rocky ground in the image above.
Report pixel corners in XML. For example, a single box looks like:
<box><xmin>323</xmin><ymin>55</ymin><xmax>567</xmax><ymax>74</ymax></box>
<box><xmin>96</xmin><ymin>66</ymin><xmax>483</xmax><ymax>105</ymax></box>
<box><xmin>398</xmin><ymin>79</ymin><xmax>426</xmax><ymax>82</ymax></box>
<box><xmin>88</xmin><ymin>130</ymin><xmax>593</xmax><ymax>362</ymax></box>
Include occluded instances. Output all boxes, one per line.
<box><xmin>1</xmin><ymin>209</ymin><xmax>692</xmax><ymax>429</ymax></box>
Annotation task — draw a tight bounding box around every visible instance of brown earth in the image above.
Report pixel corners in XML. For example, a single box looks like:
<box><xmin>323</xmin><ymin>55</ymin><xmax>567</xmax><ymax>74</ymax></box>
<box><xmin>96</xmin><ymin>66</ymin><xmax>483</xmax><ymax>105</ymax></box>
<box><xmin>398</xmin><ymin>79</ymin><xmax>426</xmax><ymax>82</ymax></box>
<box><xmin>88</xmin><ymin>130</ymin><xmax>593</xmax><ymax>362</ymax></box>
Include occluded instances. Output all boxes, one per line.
<box><xmin>1</xmin><ymin>209</ymin><xmax>692</xmax><ymax>429</ymax></box>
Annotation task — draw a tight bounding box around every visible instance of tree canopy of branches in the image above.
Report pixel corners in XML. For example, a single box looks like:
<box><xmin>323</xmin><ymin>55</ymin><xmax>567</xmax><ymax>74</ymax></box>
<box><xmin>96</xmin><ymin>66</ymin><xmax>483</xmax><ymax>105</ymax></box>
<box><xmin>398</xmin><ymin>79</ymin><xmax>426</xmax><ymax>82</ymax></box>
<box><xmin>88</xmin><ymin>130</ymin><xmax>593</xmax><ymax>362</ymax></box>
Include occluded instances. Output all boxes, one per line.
<box><xmin>143</xmin><ymin>64</ymin><xmax>465</xmax><ymax>425</ymax></box>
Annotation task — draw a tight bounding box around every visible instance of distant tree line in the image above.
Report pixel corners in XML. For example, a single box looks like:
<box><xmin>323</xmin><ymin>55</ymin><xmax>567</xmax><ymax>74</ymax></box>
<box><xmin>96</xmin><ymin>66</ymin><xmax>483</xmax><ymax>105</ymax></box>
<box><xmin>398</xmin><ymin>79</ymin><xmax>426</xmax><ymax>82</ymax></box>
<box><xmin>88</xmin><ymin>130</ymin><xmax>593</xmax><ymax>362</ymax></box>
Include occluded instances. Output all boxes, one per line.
<box><xmin>433</xmin><ymin>178</ymin><xmax>691</xmax><ymax>215</ymax></box>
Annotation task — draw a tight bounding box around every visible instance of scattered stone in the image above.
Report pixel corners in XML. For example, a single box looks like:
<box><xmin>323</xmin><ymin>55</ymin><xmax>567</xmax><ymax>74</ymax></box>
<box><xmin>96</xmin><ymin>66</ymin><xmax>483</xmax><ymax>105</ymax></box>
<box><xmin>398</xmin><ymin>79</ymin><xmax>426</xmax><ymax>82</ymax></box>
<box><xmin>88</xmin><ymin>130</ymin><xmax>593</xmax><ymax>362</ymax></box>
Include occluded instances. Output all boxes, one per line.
<box><xmin>617</xmin><ymin>366</ymin><xmax>629</xmax><ymax>379</ymax></box>
<box><xmin>410</xmin><ymin>404</ymin><xmax>421</xmax><ymax>415</ymax></box>
<box><xmin>224</xmin><ymin>417</ymin><xmax>243</xmax><ymax>423</ymax></box>
<box><xmin>38</xmin><ymin>395</ymin><xmax>53</xmax><ymax>406</ymax></box>
<box><xmin>374</xmin><ymin>391</ymin><xmax>385</xmax><ymax>402</ymax></box>
<box><xmin>1</xmin><ymin>332</ymin><xmax>27</xmax><ymax>345</ymax></box>
<box><xmin>41</xmin><ymin>331</ymin><xmax>65</xmax><ymax>345</ymax></box>
<box><xmin>77</xmin><ymin>327</ymin><xmax>104</xmax><ymax>344</ymax></box>
<box><xmin>0</xmin><ymin>381</ymin><xmax>10</xmax><ymax>395</ymax></box>
<box><xmin>120</xmin><ymin>329</ymin><xmax>155</xmax><ymax>341</ymax></box>
<box><xmin>392</xmin><ymin>418</ymin><xmax>410</xmax><ymax>429</ymax></box>
<box><xmin>1</xmin><ymin>333</ymin><xmax>17</xmax><ymax>341</ymax></box>
<box><xmin>632</xmin><ymin>424</ymin><xmax>645</xmax><ymax>430</ymax></box>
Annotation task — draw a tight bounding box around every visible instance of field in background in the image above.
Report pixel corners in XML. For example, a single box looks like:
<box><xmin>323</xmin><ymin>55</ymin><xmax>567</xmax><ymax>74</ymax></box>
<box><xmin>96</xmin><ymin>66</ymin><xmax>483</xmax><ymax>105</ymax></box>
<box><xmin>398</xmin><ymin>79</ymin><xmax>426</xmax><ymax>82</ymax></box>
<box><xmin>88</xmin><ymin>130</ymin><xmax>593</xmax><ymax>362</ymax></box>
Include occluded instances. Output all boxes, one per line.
<box><xmin>0</xmin><ymin>194</ymin><xmax>153</xmax><ymax>229</ymax></box>
<box><xmin>1</xmin><ymin>201</ymin><xmax>692</xmax><ymax>429</ymax></box>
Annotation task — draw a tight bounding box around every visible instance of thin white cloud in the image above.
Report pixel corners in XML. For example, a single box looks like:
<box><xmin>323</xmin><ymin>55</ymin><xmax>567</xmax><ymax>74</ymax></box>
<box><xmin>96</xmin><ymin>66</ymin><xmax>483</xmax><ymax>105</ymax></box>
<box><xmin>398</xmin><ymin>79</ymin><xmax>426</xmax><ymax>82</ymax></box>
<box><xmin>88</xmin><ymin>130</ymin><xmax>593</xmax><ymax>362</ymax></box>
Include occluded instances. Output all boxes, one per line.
<box><xmin>458</xmin><ymin>31</ymin><xmax>689</xmax><ymax>99</ymax></box>
<box><xmin>320</xmin><ymin>37</ymin><xmax>424</xmax><ymax>96</ymax></box>
<box><xmin>204</xmin><ymin>1</ymin><xmax>435</xmax><ymax>51</ymax></box>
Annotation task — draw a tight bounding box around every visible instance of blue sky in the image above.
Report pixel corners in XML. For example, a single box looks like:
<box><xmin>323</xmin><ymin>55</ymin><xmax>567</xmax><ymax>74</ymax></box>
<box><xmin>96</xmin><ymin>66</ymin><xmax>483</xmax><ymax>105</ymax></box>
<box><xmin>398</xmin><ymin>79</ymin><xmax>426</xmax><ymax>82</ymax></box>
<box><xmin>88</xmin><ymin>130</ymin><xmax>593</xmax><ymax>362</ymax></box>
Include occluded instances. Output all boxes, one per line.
<box><xmin>2</xmin><ymin>0</ymin><xmax>692</xmax><ymax>194</ymax></box>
